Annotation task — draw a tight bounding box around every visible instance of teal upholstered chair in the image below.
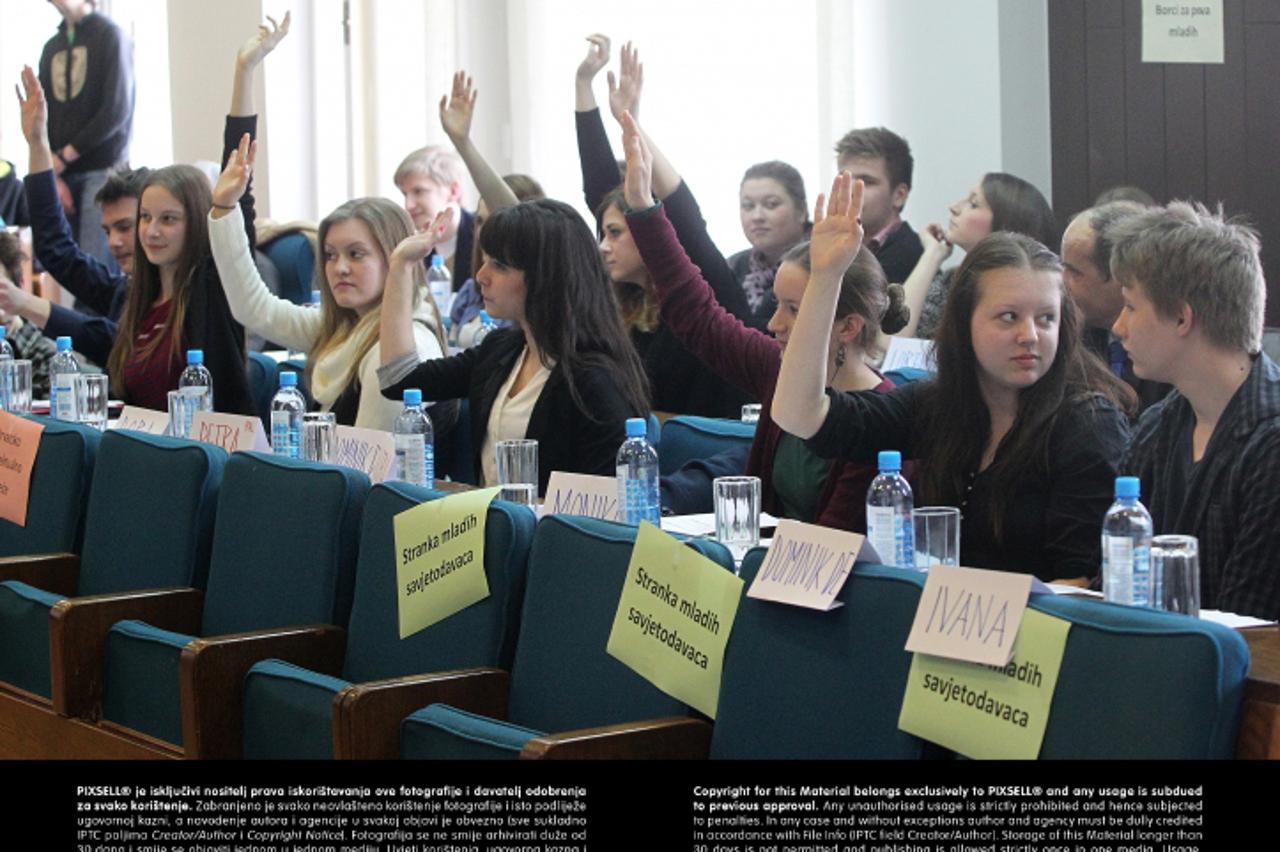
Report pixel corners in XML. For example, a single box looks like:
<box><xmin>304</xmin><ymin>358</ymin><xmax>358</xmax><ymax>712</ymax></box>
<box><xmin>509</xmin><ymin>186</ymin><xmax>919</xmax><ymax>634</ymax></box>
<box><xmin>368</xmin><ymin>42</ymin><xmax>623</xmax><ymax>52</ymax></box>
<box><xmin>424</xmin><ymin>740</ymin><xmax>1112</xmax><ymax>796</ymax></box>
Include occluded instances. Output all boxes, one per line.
<box><xmin>62</xmin><ymin>452</ymin><xmax>368</xmax><ymax>757</ymax></box>
<box><xmin>0</xmin><ymin>416</ymin><xmax>100</xmax><ymax>559</ymax></box>
<box><xmin>241</xmin><ymin>483</ymin><xmax>536</xmax><ymax>759</ymax></box>
<box><xmin>884</xmin><ymin>366</ymin><xmax>932</xmax><ymax>386</ymax></box>
<box><xmin>709</xmin><ymin>550</ymin><xmax>937</xmax><ymax>759</ymax></box>
<box><xmin>657</xmin><ymin>416</ymin><xmax>755</xmax><ymax>476</ymax></box>
<box><xmin>1032</xmin><ymin>594</ymin><xmax>1248</xmax><ymax>759</ymax></box>
<box><xmin>395</xmin><ymin>515</ymin><xmax>734</xmax><ymax>759</ymax></box>
<box><xmin>0</xmin><ymin>429</ymin><xmax>223</xmax><ymax>703</ymax></box>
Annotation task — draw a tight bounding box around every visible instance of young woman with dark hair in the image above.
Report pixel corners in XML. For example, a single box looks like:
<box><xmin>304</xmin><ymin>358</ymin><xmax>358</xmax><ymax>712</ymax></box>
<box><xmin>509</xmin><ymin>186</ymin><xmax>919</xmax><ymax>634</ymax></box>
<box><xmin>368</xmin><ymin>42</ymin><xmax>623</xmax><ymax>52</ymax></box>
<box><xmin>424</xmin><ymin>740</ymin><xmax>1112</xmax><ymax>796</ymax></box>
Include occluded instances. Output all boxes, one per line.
<box><xmin>898</xmin><ymin>172</ymin><xmax>1057</xmax><ymax>339</ymax></box>
<box><xmin>378</xmin><ymin>199</ymin><xmax>649</xmax><ymax>492</ymax></box>
<box><xmin>774</xmin><ymin>173</ymin><xmax>1131</xmax><ymax>583</ymax></box>
<box><xmin>621</xmin><ymin>113</ymin><xmax>908</xmax><ymax>531</ymax></box>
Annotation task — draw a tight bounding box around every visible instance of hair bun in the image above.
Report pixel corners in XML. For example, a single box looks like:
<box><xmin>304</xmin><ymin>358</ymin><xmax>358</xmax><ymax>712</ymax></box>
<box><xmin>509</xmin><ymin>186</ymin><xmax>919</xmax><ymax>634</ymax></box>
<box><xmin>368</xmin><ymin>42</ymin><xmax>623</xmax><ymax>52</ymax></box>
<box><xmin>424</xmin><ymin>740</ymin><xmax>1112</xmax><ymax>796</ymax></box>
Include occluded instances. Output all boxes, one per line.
<box><xmin>880</xmin><ymin>283</ymin><xmax>911</xmax><ymax>335</ymax></box>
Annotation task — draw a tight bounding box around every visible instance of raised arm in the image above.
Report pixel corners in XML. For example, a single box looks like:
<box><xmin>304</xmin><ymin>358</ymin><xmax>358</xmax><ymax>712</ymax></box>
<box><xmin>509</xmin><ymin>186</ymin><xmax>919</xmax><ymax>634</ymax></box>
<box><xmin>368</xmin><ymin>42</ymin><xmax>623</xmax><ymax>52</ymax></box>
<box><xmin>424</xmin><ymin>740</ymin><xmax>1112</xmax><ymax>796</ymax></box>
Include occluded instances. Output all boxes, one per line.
<box><xmin>574</xmin><ymin>35</ymin><xmax>623</xmax><ymax>215</ymax></box>
<box><xmin>440</xmin><ymin>71</ymin><xmax>518</xmax><ymax>213</ymax></box>
<box><xmin>231</xmin><ymin>13</ymin><xmax>289</xmax><ymax>117</ymax></box>
<box><xmin>772</xmin><ymin>173</ymin><xmax>865</xmax><ymax>439</ymax></box>
<box><xmin>895</xmin><ymin>223</ymin><xmax>951</xmax><ymax>338</ymax></box>
<box><xmin>382</xmin><ymin>210</ymin><xmax>452</xmax><ymax>365</ymax></box>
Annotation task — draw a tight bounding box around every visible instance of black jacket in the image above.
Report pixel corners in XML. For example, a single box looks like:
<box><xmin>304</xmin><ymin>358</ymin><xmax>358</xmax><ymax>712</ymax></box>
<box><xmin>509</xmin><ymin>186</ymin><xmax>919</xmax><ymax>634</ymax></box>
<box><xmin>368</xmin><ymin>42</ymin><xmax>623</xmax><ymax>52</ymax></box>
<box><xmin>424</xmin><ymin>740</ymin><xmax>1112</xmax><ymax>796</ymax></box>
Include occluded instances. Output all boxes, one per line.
<box><xmin>381</xmin><ymin>328</ymin><xmax>642</xmax><ymax>493</ymax></box>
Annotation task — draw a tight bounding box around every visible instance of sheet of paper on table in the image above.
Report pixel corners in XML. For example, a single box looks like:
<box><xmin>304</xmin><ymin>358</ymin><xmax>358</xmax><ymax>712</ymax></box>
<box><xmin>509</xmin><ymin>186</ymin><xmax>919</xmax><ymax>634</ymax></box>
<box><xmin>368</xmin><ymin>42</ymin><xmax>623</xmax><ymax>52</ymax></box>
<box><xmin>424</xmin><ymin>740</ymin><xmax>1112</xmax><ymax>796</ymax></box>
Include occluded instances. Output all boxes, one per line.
<box><xmin>661</xmin><ymin>512</ymin><xmax>780</xmax><ymax>537</ymax></box>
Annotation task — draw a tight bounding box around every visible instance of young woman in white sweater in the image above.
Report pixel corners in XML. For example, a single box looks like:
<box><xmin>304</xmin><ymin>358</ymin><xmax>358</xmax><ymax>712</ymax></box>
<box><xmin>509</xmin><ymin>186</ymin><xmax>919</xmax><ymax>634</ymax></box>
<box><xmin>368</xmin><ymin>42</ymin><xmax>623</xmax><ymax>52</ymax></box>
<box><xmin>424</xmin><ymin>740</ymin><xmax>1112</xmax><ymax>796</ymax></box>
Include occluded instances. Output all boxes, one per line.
<box><xmin>208</xmin><ymin>134</ymin><xmax>449</xmax><ymax>432</ymax></box>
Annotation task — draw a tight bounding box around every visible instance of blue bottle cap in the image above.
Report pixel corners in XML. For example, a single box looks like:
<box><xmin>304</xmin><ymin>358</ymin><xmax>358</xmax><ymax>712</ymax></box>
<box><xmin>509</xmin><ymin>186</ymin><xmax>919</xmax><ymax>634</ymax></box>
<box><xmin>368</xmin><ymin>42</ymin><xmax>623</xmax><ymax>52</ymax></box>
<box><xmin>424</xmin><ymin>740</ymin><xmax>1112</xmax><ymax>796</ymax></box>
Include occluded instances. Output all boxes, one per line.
<box><xmin>479</xmin><ymin>310</ymin><xmax>492</xmax><ymax>324</ymax></box>
<box><xmin>430</xmin><ymin>254</ymin><xmax>445</xmax><ymax>268</ymax></box>
<box><xmin>279</xmin><ymin>372</ymin><xmax>298</xmax><ymax>388</ymax></box>
<box><xmin>187</xmin><ymin>349</ymin><xmax>204</xmax><ymax>365</ymax></box>
<box><xmin>0</xmin><ymin>326</ymin><xmax>6</xmax><ymax>341</ymax></box>
<box><xmin>877</xmin><ymin>450</ymin><xmax>902</xmax><ymax>472</ymax></box>
<box><xmin>56</xmin><ymin>336</ymin><xmax>72</xmax><ymax>352</ymax></box>
<box><xmin>625</xmin><ymin>417</ymin><xmax>646</xmax><ymax>438</ymax></box>
<box><xmin>404</xmin><ymin>388</ymin><xmax>423</xmax><ymax>406</ymax></box>
<box><xmin>1115</xmin><ymin>476</ymin><xmax>1140</xmax><ymax>499</ymax></box>
<box><xmin>310</xmin><ymin>289</ymin><xmax>321</xmax><ymax>304</ymax></box>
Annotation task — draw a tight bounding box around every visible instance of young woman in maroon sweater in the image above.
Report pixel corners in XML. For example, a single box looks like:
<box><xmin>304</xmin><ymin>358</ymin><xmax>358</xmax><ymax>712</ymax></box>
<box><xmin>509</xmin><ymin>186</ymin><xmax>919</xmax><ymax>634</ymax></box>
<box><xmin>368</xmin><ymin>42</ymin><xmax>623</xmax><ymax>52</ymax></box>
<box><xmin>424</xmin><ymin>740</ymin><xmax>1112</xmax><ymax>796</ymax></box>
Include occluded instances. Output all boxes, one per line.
<box><xmin>620</xmin><ymin>113</ymin><xmax>909</xmax><ymax>532</ymax></box>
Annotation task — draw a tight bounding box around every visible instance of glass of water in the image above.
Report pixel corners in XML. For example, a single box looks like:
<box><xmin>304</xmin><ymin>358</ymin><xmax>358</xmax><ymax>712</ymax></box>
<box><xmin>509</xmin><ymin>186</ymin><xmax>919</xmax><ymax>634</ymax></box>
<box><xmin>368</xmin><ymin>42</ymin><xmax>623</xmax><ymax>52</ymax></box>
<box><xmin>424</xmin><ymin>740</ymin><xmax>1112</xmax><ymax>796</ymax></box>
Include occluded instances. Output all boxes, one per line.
<box><xmin>912</xmin><ymin>506</ymin><xmax>961</xmax><ymax>570</ymax></box>
<box><xmin>741</xmin><ymin>403</ymin><xmax>762</xmax><ymax>424</ymax></box>
<box><xmin>0</xmin><ymin>359</ymin><xmax>33</xmax><ymax>414</ymax></box>
<box><xmin>301</xmin><ymin>412</ymin><xmax>337</xmax><ymax>462</ymax></box>
<box><xmin>75</xmin><ymin>374</ymin><xmax>110</xmax><ymax>431</ymax></box>
<box><xmin>1152</xmin><ymin>534</ymin><xmax>1199</xmax><ymax>617</ymax></box>
<box><xmin>496</xmin><ymin>439</ymin><xmax>538</xmax><ymax>504</ymax></box>
<box><xmin>714</xmin><ymin>475</ymin><xmax>761</xmax><ymax>565</ymax></box>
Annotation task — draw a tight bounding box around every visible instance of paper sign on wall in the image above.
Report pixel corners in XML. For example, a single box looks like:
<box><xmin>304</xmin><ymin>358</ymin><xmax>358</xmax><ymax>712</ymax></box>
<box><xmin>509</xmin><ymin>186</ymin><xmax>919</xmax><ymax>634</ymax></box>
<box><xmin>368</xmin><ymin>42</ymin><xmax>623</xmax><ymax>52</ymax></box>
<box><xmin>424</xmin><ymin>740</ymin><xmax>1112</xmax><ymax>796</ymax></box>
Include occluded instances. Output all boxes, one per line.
<box><xmin>333</xmin><ymin>425</ymin><xmax>395</xmax><ymax>483</ymax></box>
<box><xmin>0</xmin><ymin>412</ymin><xmax>43</xmax><ymax>526</ymax></box>
<box><xmin>881</xmin><ymin>336</ymin><xmax>936</xmax><ymax>373</ymax></box>
<box><xmin>1142</xmin><ymin>0</ymin><xmax>1224</xmax><ymax>64</ymax></box>
<box><xmin>746</xmin><ymin>518</ymin><xmax>873</xmax><ymax>611</ymax></box>
<box><xmin>191</xmin><ymin>411</ymin><xmax>270</xmax><ymax>454</ymax></box>
<box><xmin>540</xmin><ymin>471</ymin><xmax>618</xmax><ymax>521</ymax></box>
<box><xmin>110</xmin><ymin>405</ymin><xmax>169</xmax><ymax>435</ymax></box>
<box><xmin>606</xmin><ymin>521</ymin><xmax>743</xmax><ymax>718</ymax></box>
<box><xmin>898</xmin><ymin>608</ymin><xmax>1071</xmax><ymax>759</ymax></box>
<box><xmin>904</xmin><ymin>565</ymin><xmax>1036</xmax><ymax>667</ymax></box>
<box><xmin>393</xmin><ymin>486</ymin><xmax>500</xmax><ymax>639</ymax></box>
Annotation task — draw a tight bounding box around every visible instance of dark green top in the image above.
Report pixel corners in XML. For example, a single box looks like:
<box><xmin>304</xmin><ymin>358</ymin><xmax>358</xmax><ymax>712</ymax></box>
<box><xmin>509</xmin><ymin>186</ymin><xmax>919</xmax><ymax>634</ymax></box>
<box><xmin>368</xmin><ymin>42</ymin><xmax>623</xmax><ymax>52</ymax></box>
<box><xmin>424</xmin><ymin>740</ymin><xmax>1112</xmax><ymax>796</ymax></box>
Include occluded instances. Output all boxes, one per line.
<box><xmin>771</xmin><ymin>432</ymin><xmax>834</xmax><ymax>523</ymax></box>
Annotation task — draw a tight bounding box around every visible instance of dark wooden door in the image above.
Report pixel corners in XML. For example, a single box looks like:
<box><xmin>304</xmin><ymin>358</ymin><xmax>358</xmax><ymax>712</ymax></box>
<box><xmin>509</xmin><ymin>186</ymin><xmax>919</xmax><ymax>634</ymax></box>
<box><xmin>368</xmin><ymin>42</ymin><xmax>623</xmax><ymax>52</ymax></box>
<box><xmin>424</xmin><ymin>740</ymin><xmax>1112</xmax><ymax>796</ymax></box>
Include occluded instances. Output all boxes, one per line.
<box><xmin>1049</xmin><ymin>0</ymin><xmax>1280</xmax><ymax>324</ymax></box>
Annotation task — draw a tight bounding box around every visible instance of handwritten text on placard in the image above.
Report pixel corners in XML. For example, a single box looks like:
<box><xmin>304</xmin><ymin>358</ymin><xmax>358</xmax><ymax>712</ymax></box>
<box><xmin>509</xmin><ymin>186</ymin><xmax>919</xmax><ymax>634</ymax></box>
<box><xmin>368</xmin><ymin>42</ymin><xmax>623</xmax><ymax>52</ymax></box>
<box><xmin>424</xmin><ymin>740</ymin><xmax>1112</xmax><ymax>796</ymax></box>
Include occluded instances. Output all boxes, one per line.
<box><xmin>394</xmin><ymin>487</ymin><xmax>500</xmax><ymax>639</ymax></box>
<box><xmin>898</xmin><ymin>608</ymin><xmax>1071</xmax><ymax>759</ymax></box>
<box><xmin>746</xmin><ymin>519</ymin><xmax>866</xmax><ymax>611</ymax></box>
<box><xmin>541</xmin><ymin>471</ymin><xmax>618</xmax><ymax>520</ymax></box>
<box><xmin>192</xmin><ymin>411</ymin><xmax>270</xmax><ymax>454</ymax></box>
<box><xmin>110</xmin><ymin>405</ymin><xmax>169</xmax><ymax>435</ymax></box>
<box><xmin>0</xmin><ymin>412</ymin><xmax>43</xmax><ymax>526</ymax></box>
<box><xmin>904</xmin><ymin>565</ymin><xmax>1034</xmax><ymax>667</ymax></box>
<box><xmin>333</xmin><ymin>425</ymin><xmax>395</xmax><ymax>483</ymax></box>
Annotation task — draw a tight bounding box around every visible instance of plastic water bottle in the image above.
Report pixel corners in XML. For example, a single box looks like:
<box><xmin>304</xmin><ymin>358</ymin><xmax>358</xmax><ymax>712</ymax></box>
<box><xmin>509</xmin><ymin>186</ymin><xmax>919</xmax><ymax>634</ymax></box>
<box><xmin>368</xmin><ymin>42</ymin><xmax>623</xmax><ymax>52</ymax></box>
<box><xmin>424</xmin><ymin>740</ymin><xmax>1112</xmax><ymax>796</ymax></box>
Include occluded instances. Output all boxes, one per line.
<box><xmin>50</xmin><ymin>335</ymin><xmax>81</xmax><ymax>421</ymax></box>
<box><xmin>866</xmin><ymin>450</ymin><xmax>915</xmax><ymax>568</ymax></box>
<box><xmin>427</xmin><ymin>254</ymin><xmax>453</xmax><ymax>317</ymax></box>
<box><xmin>471</xmin><ymin>311</ymin><xmax>497</xmax><ymax>348</ymax></box>
<box><xmin>1102</xmin><ymin>476</ymin><xmax>1155</xmax><ymax>606</ymax></box>
<box><xmin>617</xmin><ymin>417</ymin><xmax>660</xmax><ymax>525</ymax></box>
<box><xmin>393</xmin><ymin>388</ymin><xmax>434</xmax><ymax>488</ymax></box>
<box><xmin>175</xmin><ymin>349</ymin><xmax>213</xmax><ymax>438</ymax></box>
<box><xmin>270</xmin><ymin>372</ymin><xmax>305</xmax><ymax>458</ymax></box>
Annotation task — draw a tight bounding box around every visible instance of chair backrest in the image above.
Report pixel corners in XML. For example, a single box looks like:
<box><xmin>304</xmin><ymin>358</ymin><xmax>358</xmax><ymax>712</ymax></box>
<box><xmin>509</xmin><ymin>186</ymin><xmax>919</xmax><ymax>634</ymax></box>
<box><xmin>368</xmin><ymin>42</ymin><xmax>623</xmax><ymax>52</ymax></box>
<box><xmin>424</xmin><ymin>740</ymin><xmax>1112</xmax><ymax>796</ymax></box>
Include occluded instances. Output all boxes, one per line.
<box><xmin>658</xmin><ymin>415</ymin><xmax>755</xmax><ymax>475</ymax></box>
<box><xmin>712</xmin><ymin>552</ymin><xmax>935</xmax><ymax>759</ymax></box>
<box><xmin>78</xmin><ymin>430</ymin><xmax>227</xmax><ymax>596</ymax></box>
<box><xmin>259</xmin><ymin>231</ymin><xmax>315</xmax><ymax>306</ymax></box>
<box><xmin>884</xmin><ymin>366</ymin><xmax>932</xmax><ymax>386</ymax></box>
<box><xmin>505</xmin><ymin>515</ymin><xmax>734</xmax><ymax>732</ymax></box>
<box><xmin>1033</xmin><ymin>594</ymin><xmax>1248</xmax><ymax>759</ymax></box>
<box><xmin>201</xmin><ymin>452</ymin><xmax>369</xmax><ymax>636</ymax></box>
<box><xmin>0</xmin><ymin>416</ymin><xmax>100</xmax><ymax>557</ymax></box>
<box><xmin>342</xmin><ymin>483</ymin><xmax>536</xmax><ymax>682</ymax></box>
<box><xmin>246</xmin><ymin>352</ymin><xmax>279</xmax><ymax>426</ymax></box>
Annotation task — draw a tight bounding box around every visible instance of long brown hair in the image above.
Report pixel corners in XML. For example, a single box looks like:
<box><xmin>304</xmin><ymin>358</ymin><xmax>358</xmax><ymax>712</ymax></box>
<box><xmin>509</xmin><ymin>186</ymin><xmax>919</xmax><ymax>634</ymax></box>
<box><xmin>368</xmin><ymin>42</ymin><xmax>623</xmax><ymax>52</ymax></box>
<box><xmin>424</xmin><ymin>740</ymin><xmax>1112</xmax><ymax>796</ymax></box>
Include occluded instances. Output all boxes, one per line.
<box><xmin>310</xmin><ymin>198</ymin><xmax>447</xmax><ymax>389</ymax></box>
<box><xmin>596</xmin><ymin>187</ymin><xmax>660</xmax><ymax>333</ymax></box>
<box><xmin>106</xmin><ymin>165</ymin><xmax>211</xmax><ymax>396</ymax></box>
<box><xmin>918</xmin><ymin>232</ymin><xmax>1133</xmax><ymax>540</ymax></box>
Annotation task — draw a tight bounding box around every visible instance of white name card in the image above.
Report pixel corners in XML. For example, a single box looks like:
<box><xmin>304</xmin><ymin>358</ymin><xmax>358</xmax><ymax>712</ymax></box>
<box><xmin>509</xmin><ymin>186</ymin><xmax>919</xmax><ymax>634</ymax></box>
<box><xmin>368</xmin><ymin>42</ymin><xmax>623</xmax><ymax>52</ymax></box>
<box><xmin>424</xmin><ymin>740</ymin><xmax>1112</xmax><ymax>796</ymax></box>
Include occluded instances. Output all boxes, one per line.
<box><xmin>333</xmin><ymin>425</ymin><xmax>395</xmax><ymax>483</ymax></box>
<box><xmin>1142</xmin><ymin>0</ymin><xmax>1224</xmax><ymax>64</ymax></box>
<box><xmin>540</xmin><ymin>471</ymin><xmax>619</xmax><ymax>521</ymax></box>
<box><xmin>191</xmin><ymin>411</ymin><xmax>270</xmax><ymax>454</ymax></box>
<box><xmin>746</xmin><ymin>519</ymin><xmax>873</xmax><ymax>611</ymax></box>
<box><xmin>882</xmin><ymin>337</ymin><xmax>936</xmax><ymax>373</ymax></box>
<box><xmin>904</xmin><ymin>565</ymin><xmax>1037</xmax><ymax>667</ymax></box>
<box><xmin>110</xmin><ymin>405</ymin><xmax>170</xmax><ymax>435</ymax></box>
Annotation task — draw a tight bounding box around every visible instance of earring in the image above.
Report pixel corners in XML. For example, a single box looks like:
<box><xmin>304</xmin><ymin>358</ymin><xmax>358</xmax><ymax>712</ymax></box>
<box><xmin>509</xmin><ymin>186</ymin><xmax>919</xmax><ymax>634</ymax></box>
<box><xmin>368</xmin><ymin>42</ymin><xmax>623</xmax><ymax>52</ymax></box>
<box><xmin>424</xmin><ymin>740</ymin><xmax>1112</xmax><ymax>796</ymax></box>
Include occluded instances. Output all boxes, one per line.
<box><xmin>834</xmin><ymin>344</ymin><xmax>847</xmax><ymax>370</ymax></box>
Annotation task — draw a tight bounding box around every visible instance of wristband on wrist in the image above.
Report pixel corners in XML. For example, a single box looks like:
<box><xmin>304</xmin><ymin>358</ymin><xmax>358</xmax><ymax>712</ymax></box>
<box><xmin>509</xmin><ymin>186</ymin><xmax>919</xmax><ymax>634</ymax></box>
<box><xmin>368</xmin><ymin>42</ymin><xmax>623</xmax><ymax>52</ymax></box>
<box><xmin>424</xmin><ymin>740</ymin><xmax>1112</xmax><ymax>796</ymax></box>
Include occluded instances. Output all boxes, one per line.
<box><xmin>211</xmin><ymin>202</ymin><xmax>237</xmax><ymax>211</ymax></box>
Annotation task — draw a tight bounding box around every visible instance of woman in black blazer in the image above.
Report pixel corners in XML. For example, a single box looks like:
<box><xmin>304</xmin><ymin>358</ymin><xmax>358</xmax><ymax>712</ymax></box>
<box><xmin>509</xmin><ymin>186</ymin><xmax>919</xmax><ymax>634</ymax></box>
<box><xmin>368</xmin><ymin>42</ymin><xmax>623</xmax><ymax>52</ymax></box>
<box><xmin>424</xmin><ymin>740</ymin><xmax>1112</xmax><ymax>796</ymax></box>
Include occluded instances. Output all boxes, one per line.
<box><xmin>379</xmin><ymin>199</ymin><xmax>650</xmax><ymax>493</ymax></box>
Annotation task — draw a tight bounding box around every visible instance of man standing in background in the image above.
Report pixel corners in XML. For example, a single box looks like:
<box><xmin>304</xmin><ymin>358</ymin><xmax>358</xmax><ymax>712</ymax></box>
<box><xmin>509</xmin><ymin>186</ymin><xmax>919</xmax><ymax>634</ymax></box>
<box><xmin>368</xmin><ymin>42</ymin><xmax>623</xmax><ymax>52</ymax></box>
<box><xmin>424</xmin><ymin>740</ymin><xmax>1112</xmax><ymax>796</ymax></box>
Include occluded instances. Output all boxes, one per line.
<box><xmin>39</xmin><ymin>0</ymin><xmax>134</xmax><ymax>275</ymax></box>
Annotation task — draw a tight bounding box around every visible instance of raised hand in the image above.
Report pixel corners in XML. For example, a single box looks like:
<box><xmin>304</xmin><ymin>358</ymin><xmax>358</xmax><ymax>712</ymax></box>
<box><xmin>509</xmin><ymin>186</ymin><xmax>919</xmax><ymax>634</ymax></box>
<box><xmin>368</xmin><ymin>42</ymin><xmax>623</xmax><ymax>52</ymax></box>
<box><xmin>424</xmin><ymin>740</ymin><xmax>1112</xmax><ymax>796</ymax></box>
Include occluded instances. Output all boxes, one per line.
<box><xmin>921</xmin><ymin>222</ymin><xmax>954</xmax><ymax>260</ymax></box>
<box><xmin>237</xmin><ymin>12</ymin><xmax>291</xmax><ymax>71</ymax></box>
<box><xmin>807</xmin><ymin>173</ymin><xmax>865</xmax><ymax>280</ymax></box>
<box><xmin>439</xmin><ymin>71</ymin><xmax>477</xmax><ymax>144</ymax></box>
<box><xmin>15</xmin><ymin>66</ymin><xmax>49</xmax><ymax>147</ymax></box>
<box><xmin>620</xmin><ymin>111</ymin><xmax>654</xmax><ymax>211</ymax></box>
<box><xmin>576</xmin><ymin>34</ymin><xmax>611</xmax><ymax>82</ymax></box>
<box><xmin>390</xmin><ymin>210</ymin><xmax>453</xmax><ymax>269</ymax></box>
<box><xmin>607</xmin><ymin>41</ymin><xmax>643</xmax><ymax>123</ymax></box>
<box><xmin>212</xmin><ymin>132</ymin><xmax>257</xmax><ymax>212</ymax></box>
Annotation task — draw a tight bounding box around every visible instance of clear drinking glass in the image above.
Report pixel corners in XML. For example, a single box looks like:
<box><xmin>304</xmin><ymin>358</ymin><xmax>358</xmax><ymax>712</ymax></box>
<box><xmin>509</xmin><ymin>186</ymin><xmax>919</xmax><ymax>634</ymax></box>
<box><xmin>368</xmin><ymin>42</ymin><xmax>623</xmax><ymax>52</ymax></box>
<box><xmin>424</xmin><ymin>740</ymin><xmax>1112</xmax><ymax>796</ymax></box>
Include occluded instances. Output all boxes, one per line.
<box><xmin>75</xmin><ymin>374</ymin><xmax>110</xmax><ymax>431</ymax></box>
<box><xmin>301</xmin><ymin>412</ymin><xmax>337</xmax><ymax>462</ymax></box>
<box><xmin>741</xmin><ymin>403</ymin><xmax>762</xmax><ymax>424</ymax></box>
<box><xmin>912</xmin><ymin>506</ymin><xmax>961</xmax><ymax>570</ymax></box>
<box><xmin>495</xmin><ymin>439</ymin><xmax>538</xmax><ymax>502</ymax></box>
<box><xmin>714</xmin><ymin>475</ymin><xmax>761</xmax><ymax>565</ymax></box>
<box><xmin>1152</xmin><ymin>534</ymin><xmax>1200</xmax><ymax>617</ymax></box>
<box><xmin>167</xmin><ymin>389</ymin><xmax>200</xmax><ymax>438</ymax></box>
<box><xmin>1</xmin><ymin>359</ymin><xmax>32</xmax><ymax>414</ymax></box>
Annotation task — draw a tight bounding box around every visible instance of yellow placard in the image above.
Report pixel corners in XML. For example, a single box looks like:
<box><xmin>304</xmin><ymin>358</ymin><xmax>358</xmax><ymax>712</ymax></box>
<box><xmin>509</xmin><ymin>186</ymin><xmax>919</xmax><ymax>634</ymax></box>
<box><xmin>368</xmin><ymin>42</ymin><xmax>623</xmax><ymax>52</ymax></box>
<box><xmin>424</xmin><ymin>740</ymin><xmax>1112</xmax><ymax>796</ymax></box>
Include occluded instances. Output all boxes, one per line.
<box><xmin>606</xmin><ymin>521</ymin><xmax>743</xmax><ymax>718</ymax></box>
<box><xmin>393</xmin><ymin>486</ymin><xmax>500</xmax><ymax>639</ymax></box>
<box><xmin>898</xmin><ymin>608</ymin><xmax>1071</xmax><ymax>759</ymax></box>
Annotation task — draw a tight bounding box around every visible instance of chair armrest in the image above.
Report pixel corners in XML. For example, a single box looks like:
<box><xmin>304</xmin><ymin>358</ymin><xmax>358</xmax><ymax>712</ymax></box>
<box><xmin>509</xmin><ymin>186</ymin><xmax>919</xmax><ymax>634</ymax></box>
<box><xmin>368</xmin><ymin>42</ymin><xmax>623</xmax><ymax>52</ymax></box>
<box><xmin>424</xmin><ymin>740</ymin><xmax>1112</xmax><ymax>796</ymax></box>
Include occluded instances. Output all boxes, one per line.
<box><xmin>181</xmin><ymin>624</ymin><xmax>347</xmax><ymax>760</ymax></box>
<box><xmin>48</xmin><ymin>587</ymin><xmax>203</xmax><ymax>719</ymax></box>
<box><xmin>333</xmin><ymin>667</ymin><xmax>510</xmax><ymax>760</ymax></box>
<box><xmin>521</xmin><ymin>716</ymin><xmax>712</xmax><ymax>760</ymax></box>
<box><xmin>0</xmin><ymin>553</ymin><xmax>80</xmax><ymax>597</ymax></box>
